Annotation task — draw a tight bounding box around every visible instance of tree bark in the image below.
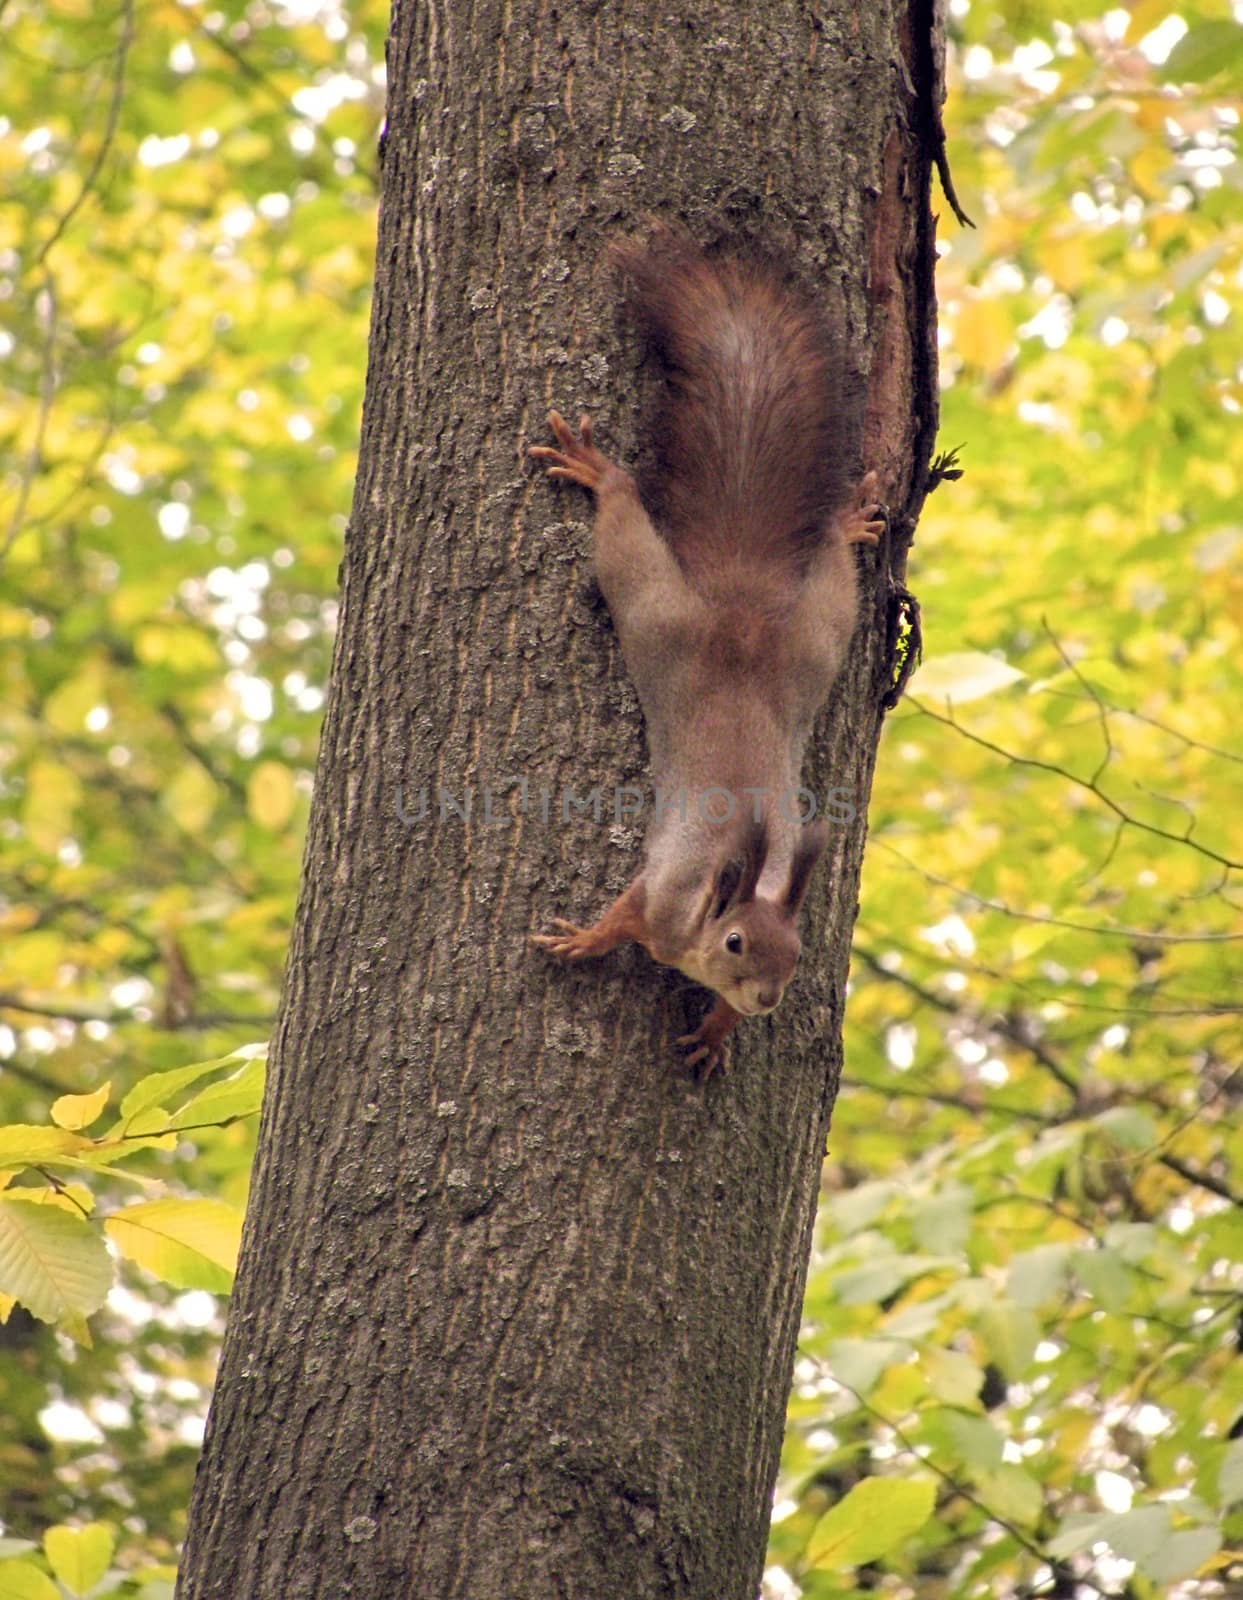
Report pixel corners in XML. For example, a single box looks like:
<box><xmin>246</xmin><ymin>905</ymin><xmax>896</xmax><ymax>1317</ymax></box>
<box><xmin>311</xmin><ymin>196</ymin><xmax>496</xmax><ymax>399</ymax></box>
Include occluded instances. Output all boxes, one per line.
<box><xmin>177</xmin><ymin>2</ymin><xmax>940</xmax><ymax>1596</ymax></box>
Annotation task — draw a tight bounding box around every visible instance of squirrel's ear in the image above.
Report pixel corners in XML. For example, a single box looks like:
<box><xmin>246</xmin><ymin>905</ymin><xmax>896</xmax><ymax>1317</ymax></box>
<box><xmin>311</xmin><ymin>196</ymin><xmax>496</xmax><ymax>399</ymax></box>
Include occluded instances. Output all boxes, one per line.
<box><xmin>710</xmin><ymin>857</ymin><xmax>743</xmax><ymax>919</ymax></box>
<box><xmin>710</xmin><ymin>817</ymin><xmax>769</xmax><ymax>918</ymax></box>
<box><xmin>783</xmin><ymin>821</ymin><xmax>829</xmax><ymax>914</ymax></box>
<box><xmin>737</xmin><ymin>816</ymin><xmax>769</xmax><ymax>903</ymax></box>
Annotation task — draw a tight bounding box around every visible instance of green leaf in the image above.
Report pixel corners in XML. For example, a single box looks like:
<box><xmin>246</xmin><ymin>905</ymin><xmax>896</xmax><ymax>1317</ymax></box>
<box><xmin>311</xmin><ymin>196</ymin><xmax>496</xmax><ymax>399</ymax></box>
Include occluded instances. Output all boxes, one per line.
<box><xmin>104</xmin><ymin>1198</ymin><xmax>242</xmax><ymax>1292</ymax></box>
<box><xmin>0</xmin><ymin>1560</ymin><xmax>61</xmax><ymax>1600</ymax></box>
<box><xmin>1073</xmin><ymin>1247</ymin><xmax>1134</xmax><ymax>1313</ymax></box>
<box><xmin>1162</xmin><ymin>21</ymin><xmax>1243</xmax><ymax>84</ymax></box>
<box><xmin>1007</xmin><ymin>1243</ymin><xmax>1071</xmax><ymax>1308</ymax></box>
<box><xmin>828</xmin><ymin>1337</ymin><xmax>910</xmax><ymax>1397</ymax></box>
<box><xmin>43</xmin><ymin>1523</ymin><xmax>115</xmax><ymax>1597</ymax></box>
<box><xmin>1216</xmin><ymin>1439</ymin><xmax>1243</xmax><ymax>1507</ymax></box>
<box><xmin>1091</xmin><ymin>1105</ymin><xmax>1157</xmax><ymax>1150</ymax></box>
<box><xmin>115</xmin><ymin>1049</ymin><xmax>265</xmax><ymax>1130</ymax></box>
<box><xmin>806</xmin><ymin>1476</ymin><xmax>936</xmax><ymax>1570</ymax></box>
<box><xmin>136</xmin><ymin>1582</ymin><xmax>176</xmax><ymax>1600</ymax></box>
<box><xmin>912</xmin><ymin>652</ymin><xmax>1026</xmax><ymax>704</ymax></box>
<box><xmin>977</xmin><ymin>1302</ymin><xmax>1038</xmax><ymax>1378</ymax></box>
<box><xmin>0</xmin><ymin>1197</ymin><xmax>112</xmax><ymax>1323</ymax></box>
<box><xmin>944</xmin><ymin>1412</ymin><xmax>1005</xmax><ymax>1473</ymax></box>
<box><xmin>829</xmin><ymin>1181</ymin><xmax>896</xmax><ymax>1235</ymax></box>
<box><xmin>1046</xmin><ymin>1510</ymin><xmax>1115</xmax><ymax>1560</ymax></box>
<box><xmin>1102</xmin><ymin>1221</ymin><xmax>1158</xmax><ymax>1263</ymax></box>
<box><xmin>974</xmin><ymin>1465</ymin><xmax>1043</xmax><ymax>1527</ymax></box>
<box><xmin>911</xmin><ymin>1185</ymin><xmax>973</xmax><ymax>1254</ymax></box>
<box><xmin>165</xmin><ymin>1057</ymin><xmax>266</xmax><ymax>1131</ymax></box>
<box><xmin>922</xmin><ymin>1347</ymin><xmax>983</xmax><ymax>1407</ymax></box>
<box><xmin>0</xmin><ymin>1126</ymin><xmax>88</xmax><ymax>1172</ymax></box>
<box><xmin>1140</xmin><ymin>1527</ymin><xmax>1222</xmax><ymax>1585</ymax></box>
<box><xmin>1049</xmin><ymin>1504</ymin><xmax>1170</xmax><ymax>1562</ymax></box>
<box><xmin>833</xmin><ymin>1254</ymin><xmax>955</xmax><ymax>1307</ymax></box>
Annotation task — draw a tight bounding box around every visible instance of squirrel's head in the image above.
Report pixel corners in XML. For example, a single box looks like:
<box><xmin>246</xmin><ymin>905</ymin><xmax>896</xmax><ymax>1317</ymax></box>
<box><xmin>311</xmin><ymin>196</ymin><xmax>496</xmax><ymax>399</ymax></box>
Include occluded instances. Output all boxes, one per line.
<box><xmin>683</xmin><ymin>817</ymin><xmax>829</xmax><ymax>1017</ymax></box>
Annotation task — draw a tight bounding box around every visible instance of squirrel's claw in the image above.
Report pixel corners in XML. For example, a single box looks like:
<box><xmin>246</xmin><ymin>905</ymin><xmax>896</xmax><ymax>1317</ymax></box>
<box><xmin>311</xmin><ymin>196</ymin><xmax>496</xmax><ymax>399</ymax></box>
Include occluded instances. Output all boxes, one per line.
<box><xmin>529</xmin><ymin>411</ymin><xmax>610</xmax><ymax>492</ymax></box>
<box><xmin>677</xmin><ymin>996</ymin><xmax>741</xmax><ymax>1081</ymax></box>
<box><xmin>838</xmin><ymin>471</ymin><xmax>887</xmax><ymax>547</ymax></box>
<box><xmin>676</xmin><ymin>1026</ymin><xmax>727</xmax><ymax>1082</ymax></box>
<box><xmin>531</xmin><ymin>918</ymin><xmax>597</xmax><ymax>961</ymax></box>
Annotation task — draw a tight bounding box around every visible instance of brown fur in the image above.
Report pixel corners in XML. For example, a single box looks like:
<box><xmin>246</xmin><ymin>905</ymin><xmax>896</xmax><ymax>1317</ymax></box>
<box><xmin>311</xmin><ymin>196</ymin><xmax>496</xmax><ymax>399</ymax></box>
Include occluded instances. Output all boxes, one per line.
<box><xmin>613</xmin><ymin>229</ymin><xmax>858</xmax><ymax>582</ymax></box>
<box><xmin>530</xmin><ymin>235</ymin><xmax>883</xmax><ymax>1078</ymax></box>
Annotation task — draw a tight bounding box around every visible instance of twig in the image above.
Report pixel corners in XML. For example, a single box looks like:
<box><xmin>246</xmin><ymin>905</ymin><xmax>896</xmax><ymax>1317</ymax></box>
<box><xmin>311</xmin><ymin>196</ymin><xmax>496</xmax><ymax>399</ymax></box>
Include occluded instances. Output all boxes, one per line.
<box><xmin>0</xmin><ymin>991</ymin><xmax>272</xmax><ymax>1030</ymax></box>
<box><xmin>913</xmin><ymin>700</ymin><xmax>1241</xmax><ymax>872</ymax></box>
<box><xmin>35</xmin><ymin>0</ymin><xmax>136</xmax><ymax>268</ymax></box>
<box><xmin>1</xmin><ymin>274</ymin><xmax>59</xmax><ymax>565</ymax></box>
<box><xmin>853</xmin><ymin>943</ymin><xmax>1081</xmax><ymax>1099</ymax></box>
<box><xmin>1155</xmin><ymin>1151</ymin><xmax>1241</xmax><ymax>1209</ymax></box>
<box><xmin>871</xmin><ymin>841</ymin><xmax>1242</xmax><ymax>944</ymax></box>
<box><xmin>827</xmin><ymin>1382</ymin><xmax>1112</xmax><ymax>1600</ymax></box>
<box><xmin>856</xmin><ymin>921</ymin><xmax>1242</xmax><ymax>1015</ymax></box>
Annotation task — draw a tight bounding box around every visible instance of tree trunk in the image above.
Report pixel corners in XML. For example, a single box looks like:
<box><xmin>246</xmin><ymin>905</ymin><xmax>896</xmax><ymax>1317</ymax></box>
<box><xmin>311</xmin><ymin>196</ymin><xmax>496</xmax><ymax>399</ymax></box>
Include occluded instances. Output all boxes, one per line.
<box><xmin>177</xmin><ymin>2</ymin><xmax>939</xmax><ymax>1596</ymax></box>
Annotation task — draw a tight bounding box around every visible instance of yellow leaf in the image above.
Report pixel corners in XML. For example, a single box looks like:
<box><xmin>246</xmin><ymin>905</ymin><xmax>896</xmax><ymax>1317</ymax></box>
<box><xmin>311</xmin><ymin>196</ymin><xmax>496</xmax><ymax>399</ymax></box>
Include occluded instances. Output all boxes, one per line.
<box><xmin>1036</xmin><ymin>231</ymin><xmax>1093</xmax><ymax>293</ymax></box>
<box><xmin>0</xmin><ymin>1558</ymin><xmax>62</xmax><ymax>1600</ymax></box>
<box><xmin>1127</xmin><ymin>0</ymin><xmax>1180</xmax><ymax>39</ymax></box>
<box><xmin>0</xmin><ymin>1196</ymin><xmax>112</xmax><ymax>1323</ymax></box>
<box><xmin>51</xmin><ymin>1083</ymin><xmax>112</xmax><ymax>1132</ymax></box>
<box><xmin>807</xmin><ymin>1477</ymin><xmax>936</xmax><ymax>1569</ymax></box>
<box><xmin>44</xmin><ymin>1523</ymin><xmax>115</xmax><ymax>1597</ymax></box>
<box><xmin>59</xmin><ymin>1315</ymin><xmax>93</xmax><ymax>1349</ymax></box>
<box><xmin>11</xmin><ymin>1186</ymin><xmax>95</xmax><ymax>1217</ymax></box>
<box><xmin>247</xmin><ymin>760</ymin><xmax>296</xmax><ymax>829</ymax></box>
<box><xmin>162</xmin><ymin>762</ymin><xmax>218</xmax><ymax>833</ymax></box>
<box><xmin>108</xmin><ymin>578</ymin><xmax>175</xmax><ymax>627</ymax></box>
<box><xmin>21</xmin><ymin>761</ymin><xmax>83</xmax><ymax>855</ymax></box>
<box><xmin>1129</xmin><ymin>144</ymin><xmax>1169</xmax><ymax>199</ymax></box>
<box><xmin>43</xmin><ymin>665</ymin><xmax>107</xmax><ymax>734</ymax></box>
<box><xmin>105</xmin><ymin>1198</ymin><xmax>242</xmax><ymax>1293</ymax></box>
<box><xmin>951</xmin><ymin>297</ymin><xmax>1014</xmax><ymax>371</ymax></box>
<box><xmin>0</xmin><ymin>930</ymin><xmax>63</xmax><ymax>984</ymax></box>
<box><xmin>0</xmin><ymin>1127</ymin><xmax>89</xmax><ymax>1172</ymax></box>
<box><xmin>1010</xmin><ymin>922</ymin><xmax>1059</xmax><ymax>962</ymax></box>
<box><xmin>134</xmin><ymin>624</ymin><xmax>220</xmax><ymax>672</ymax></box>
<box><xmin>913</xmin><ymin>652</ymin><xmax>1026</xmax><ymax>704</ymax></box>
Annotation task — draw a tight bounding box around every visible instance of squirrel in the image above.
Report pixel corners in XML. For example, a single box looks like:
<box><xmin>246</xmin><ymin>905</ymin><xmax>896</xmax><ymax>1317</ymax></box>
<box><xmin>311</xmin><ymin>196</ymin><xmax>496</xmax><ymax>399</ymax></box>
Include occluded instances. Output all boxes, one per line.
<box><xmin>531</xmin><ymin>233</ymin><xmax>883</xmax><ymax>1078</ymax></box>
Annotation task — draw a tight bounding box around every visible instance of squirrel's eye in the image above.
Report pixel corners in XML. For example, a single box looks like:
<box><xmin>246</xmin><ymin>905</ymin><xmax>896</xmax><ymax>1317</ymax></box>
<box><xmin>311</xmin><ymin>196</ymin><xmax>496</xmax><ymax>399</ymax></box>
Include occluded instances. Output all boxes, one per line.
<box><xmin>725</xmin><ymin>931</ymin><xmax>744</xmax><ymax>955</ymax></box>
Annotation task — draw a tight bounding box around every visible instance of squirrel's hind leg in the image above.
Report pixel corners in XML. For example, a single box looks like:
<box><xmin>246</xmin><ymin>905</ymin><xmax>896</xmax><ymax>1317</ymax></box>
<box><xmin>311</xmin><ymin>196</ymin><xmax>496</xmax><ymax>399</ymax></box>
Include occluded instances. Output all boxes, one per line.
<box><xmin>832</xmin><ymin>471</ymin><xmax>886</xmax><ymax>547</ymax></box>
<box><xmin>531</xmin><ymin>411</ymin><xmax>695</xmax><ymax>625</ymax></box>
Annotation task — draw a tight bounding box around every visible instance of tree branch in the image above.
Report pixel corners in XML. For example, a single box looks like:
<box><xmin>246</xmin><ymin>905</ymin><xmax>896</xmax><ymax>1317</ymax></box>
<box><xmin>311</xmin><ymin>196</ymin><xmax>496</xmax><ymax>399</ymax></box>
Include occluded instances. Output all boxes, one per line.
<box><xmin>0</xmin><ymin>990</ymin><xmax>272</xmax><ymax>1031</ymax></box>
<box><xmin>35</xmin><ymin>0</ymin><xmax>135</xmax><ymax>268</ymax></box>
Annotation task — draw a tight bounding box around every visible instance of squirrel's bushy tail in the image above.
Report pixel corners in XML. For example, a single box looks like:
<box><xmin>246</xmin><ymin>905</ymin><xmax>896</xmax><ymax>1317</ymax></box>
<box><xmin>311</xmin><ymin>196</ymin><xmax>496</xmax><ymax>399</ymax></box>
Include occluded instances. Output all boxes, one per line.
<box><xmin>614</xmin><ymin>231</ymin><xmax>856</xmax><ymax>579</ymax></box>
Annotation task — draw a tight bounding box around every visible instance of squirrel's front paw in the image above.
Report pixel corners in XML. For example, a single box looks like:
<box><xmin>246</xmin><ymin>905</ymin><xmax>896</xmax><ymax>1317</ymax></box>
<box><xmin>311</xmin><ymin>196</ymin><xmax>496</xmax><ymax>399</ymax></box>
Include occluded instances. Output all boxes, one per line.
<box><xmin>678</xmin><ymin>1030</ymin><xmax>726</xmax><ymax>1081</ymax></box>
<box><xmin>531</xmin><ymin>918</ymin><xmax>600</xmax><ymax>962</ymax></box>
<box><xmin>676</xmin><ymin>1021</ymin><xmax>731</xmax><ymax>1082</ymax></box>
<box><xmin>529</xmin><ymin>411</ymin><xmax>611</xmax><ymax>492</ymax></box>
<box><xmin>677</xmin><ymin>1024</ymin><xmax>728</xmax><ymax>1081</ymax></box>
<box><xmin>677</xmin><ymin>996</ymin><xmax>742</xmax><ymax>1081</ymax></box>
